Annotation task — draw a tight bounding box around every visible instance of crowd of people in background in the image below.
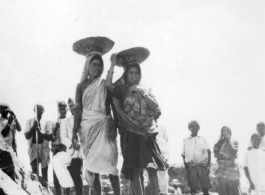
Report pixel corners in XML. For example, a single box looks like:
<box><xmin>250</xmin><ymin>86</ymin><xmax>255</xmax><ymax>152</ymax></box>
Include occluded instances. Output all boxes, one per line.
<box><xmin>1</xmin><ymin>37</ymin><xmax>265</xmax><ymax>195</ymax></box>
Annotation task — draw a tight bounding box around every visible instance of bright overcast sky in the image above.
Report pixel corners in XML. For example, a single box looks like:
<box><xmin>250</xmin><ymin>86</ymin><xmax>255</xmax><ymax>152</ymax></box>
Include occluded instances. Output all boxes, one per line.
<box><xmin>1</xmin><ymin>0</ymin><xmax>265</xmax><ymax>179</ymax></box>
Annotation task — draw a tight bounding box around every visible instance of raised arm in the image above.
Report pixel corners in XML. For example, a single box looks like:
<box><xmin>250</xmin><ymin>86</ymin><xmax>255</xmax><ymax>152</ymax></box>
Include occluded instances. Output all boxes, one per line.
<box><xmin>10</xmin><ymin>110</ymin><xmax>21</xmax><ymax>132</ymax></box>
<box><xmin>72</xmin><ymin>83</ymin><xmax>83</xmax><ymax>143</ymax></box>
<box><xmin>1</xmin><ymin>115</ymin><xmax>15</xmax><ymax>137</ymax></box>
<box><xmin>14</xmin><ymin>119</ymin><xmax>21</xmax><ymax>132</ymax></box>
<box><xmin>142</xmin><ymin>89</ymin><xmax>159</xmax><ymax>112</ymax></box>
<box><xmin>105</xmin><ymin>53</ymin><xmax>117</xmax><ymax>92</ymax></box>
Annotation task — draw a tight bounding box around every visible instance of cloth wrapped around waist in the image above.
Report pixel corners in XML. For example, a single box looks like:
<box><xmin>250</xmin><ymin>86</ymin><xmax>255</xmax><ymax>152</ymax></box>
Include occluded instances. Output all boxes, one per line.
<box><xmin>79</xmin><ymin>109</ymin><xmax>111</xmax><ymax>158</ymax></box>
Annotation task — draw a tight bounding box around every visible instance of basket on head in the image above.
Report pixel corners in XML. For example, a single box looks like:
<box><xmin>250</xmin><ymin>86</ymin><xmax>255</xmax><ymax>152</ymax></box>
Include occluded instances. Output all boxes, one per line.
<box><xmin>73</xmin><ymin>36</ymin><xmax>115</xmax><ymax>57</ymax></box>
<box><xmin>116</xmin><ymin>47</ymin><xmax>150</xmax><ymax>67</ymax></box>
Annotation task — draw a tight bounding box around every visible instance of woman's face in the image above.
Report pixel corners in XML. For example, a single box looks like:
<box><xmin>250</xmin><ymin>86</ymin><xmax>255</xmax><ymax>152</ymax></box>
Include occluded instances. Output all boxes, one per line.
<box><xmin>89</xmin><ymin>59</ymin><xmax>103</xmax><ymax>77</ymax></box>
<box><xmin>222</xmin><ymin>127</ymin><xmax>231</xmax><ymax>138</ymax></box>
<box><xmin>126</xmin><ymin>67</ymin><xmax>140</xmax><ymax>85</ymax></box>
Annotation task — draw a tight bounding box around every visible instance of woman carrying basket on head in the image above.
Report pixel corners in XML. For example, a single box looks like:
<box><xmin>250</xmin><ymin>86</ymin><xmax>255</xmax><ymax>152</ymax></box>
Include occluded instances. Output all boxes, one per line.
<box><xmin>71</xmin><ymin>37</ymin><xmax>120</xmax><ymax>195</ymax></box>
<box><xmin>105</xmin><ymin>48</ymin><xmax>168</xmax><ymax>195</ymax></box>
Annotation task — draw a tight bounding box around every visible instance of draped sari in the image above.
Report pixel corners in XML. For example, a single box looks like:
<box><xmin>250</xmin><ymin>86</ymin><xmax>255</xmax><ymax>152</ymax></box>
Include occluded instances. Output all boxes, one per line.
<box><xmin>110</xmin><ymin>69</ymin><xmax>167</xmax><ymax>179</ymax></box>
<box><xmin>79</xmin><ymin>75</ymin><xmax>118</xmax><ymax>176</ymax></box>
<box><xmin>214</xmin><ymin>138</ymin><xmax>240</xmax><ymax>180</ymax></box>
<box><xmin>214</xmin><ymin>137</ymin><xmax>241</xmax><ymax>195</ymax></box>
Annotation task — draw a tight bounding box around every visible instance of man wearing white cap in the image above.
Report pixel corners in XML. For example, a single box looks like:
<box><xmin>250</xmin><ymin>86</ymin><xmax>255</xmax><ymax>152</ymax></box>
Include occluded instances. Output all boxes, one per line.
<box><xmin>51</xmin><ymin>101</ymin><xmax>69</xmax><ymax>195</ymax></box>
<box><xmin>24</xmin><ymin>104</ymin><xmax>54</xmax><ymax>181</ymax></box>
<box><xmin>0</xmin><ymin>103</ymin><xmax>21</xmax><ymax>154</ymax></box>
<box><xmin>182</xmin><ymin>120</ymin><xmax>212</xmax><ymax>195</ymax></box>
<box><xmin>53</xmin><ymin>99</ymin><xmax>83</xmax><ymax>195</ymax></box>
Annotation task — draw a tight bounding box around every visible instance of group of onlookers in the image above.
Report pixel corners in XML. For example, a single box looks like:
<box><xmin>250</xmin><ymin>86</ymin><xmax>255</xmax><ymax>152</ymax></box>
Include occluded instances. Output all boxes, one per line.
<box><xmin>1</xmin><ymin>99</ymin><xmax>265</xmax><ymax>195</ymax></box>
<box><xmin>182</xmin><ymin>120</ymin><xmax>265</xmax><ymax>195</ymax></box>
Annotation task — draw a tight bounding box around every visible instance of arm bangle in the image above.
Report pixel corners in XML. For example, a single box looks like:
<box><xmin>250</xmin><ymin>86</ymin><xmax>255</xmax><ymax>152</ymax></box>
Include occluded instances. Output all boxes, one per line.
<box><xmin>108</xmin><ymin>70</ymin><xmax>114</xmax><ymax>73</ymax></box>
<box><xmin>6</xmin><ymin>124</ymin><xmax>10</xmax><ymax>127</ymax></box>
<box><xmin>143</xmin><ymin>93</ymin><xmax>148</xmax><ymax>98</ymax></box>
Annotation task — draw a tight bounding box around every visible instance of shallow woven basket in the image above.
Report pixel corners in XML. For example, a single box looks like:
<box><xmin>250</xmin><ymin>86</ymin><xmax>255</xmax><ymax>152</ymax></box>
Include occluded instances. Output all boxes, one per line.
<box><xmin>116</xmin><ymin>47</ymin><xmax>150</xmax><ymax>67</ymax></box>
<box><xmin>73</xmin><ymin>36</ymin><xmax>115</xmax><ymax>56</ymax></box>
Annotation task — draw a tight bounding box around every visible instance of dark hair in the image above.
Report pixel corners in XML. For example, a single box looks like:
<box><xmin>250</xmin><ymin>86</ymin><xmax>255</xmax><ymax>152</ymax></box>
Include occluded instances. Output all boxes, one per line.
<box><xmin>124</xmin><ymin>63</ymin><xmax>141</xmax><ymax>83</ymax></box>
<box><xmin>90</xmin><ymin>55</ymin><xmax>103</xmax><ymax>66</ymax></box>
<box><xmin>257</xmin><ymin>122</ymin><xmax>265</xmax><ymax>127</ymax></box>
<box><xmin>251</xmin><ymin>133</ymin><xmax>261</xmax><ymax>141</ymax></box>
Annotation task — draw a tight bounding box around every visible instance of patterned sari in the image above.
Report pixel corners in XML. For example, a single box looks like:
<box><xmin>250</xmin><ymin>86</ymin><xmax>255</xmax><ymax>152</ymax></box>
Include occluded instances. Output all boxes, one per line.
<box><xmin>214</xmin><ymin>136</ymin><xmax>241</xmax><ymax>195</ymax></box>
<box><xmin>111</xmin><ymin>71</ymin><xmax>167</xmax><ymax>179</ymax></box>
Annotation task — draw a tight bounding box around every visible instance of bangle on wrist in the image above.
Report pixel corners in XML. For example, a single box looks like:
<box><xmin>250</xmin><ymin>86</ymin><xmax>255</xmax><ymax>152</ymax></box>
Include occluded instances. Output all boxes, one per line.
<box><xmin>108</xmin><ymin>70</ymin><xmax>114</xmax><ymax>73</ymax></box>
<box><xmin>143</xmin><ymin>92</ymin><xmax>148</xmax><ymax>97</ymax></box>
<box><xmin>6</xmin><ymin>124</ymin><xmax>11</xmax><ymax>127</ymax></box>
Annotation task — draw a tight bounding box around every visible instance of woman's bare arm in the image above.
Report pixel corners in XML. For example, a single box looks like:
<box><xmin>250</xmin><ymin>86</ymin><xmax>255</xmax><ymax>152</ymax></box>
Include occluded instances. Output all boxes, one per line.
<box><xmin>73</xmin><ymin>84</ymin><xmax>82</xmax><ymax>139</ymax></box>
<box><xmin>105</xmin><ymin>54</ymin><xmax>117</xmax><ymax>92</ymax></box>
<box><xmin>143</xmin><ymin>94</ymin><xmax>159</xmax><ymax>112</ymax></box>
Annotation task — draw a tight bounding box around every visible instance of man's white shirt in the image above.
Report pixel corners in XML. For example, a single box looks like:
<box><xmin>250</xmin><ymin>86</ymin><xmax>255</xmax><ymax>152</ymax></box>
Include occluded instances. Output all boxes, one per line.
<box><xmin>182</xmin><ymin>135</ymin><xmax>210</xmax><ymax>165</ymax></box>
<box><xmin>243</xmin><ymin>147</ymin><xmax>265</xmax><ymax>191</ymax></box>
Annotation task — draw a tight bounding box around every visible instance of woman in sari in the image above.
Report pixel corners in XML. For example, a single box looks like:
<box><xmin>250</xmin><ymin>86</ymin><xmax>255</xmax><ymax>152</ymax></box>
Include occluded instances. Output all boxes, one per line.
<box><xmin>105</xmin><ymin>52</ymin><xmax>167</xmax><ymax>195</ymax></box>
<box><xmin>214</xmin><ymin>126</ymin><xmax>241</xmax><ymax>195</ymax></box>
<box><xmin>72</xmin><ymin>52</ymin><xmax>120</xmax><ymax>195</ymax></box>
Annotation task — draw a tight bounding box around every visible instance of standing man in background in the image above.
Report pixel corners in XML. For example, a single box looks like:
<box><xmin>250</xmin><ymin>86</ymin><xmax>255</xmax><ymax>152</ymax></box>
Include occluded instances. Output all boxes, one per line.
<box><xmin>248</xmin><ymin>122</ymin><xmax>265</xmax><ymax>149</ymax></box>
<box><xmin>244</xmin><ymin>133</ymin><xmax>265</xmax><ymax>195</ymax></box>
<box><xmin>51</xmin><ymin>101</ymin><xmax>68</xmax><ymax>195</ymax></box>
<box><xmin>24</xmin><ymin>104</ymin><xmax>54</xmax><ymax>182</ymax></box>
<box><xmin>0</xmin><ymin>103</ymin><xmax>21</xmax><ymax>155</ymax></box>
<box><xmin>53</xmin><ymin>98</ymin><xmax>83</xmax><ymax>195</ymax></box>
<box><xmin>182</xmin><ymin>120</ymin><xmax>212</xmax><ymax>195</ymax></box>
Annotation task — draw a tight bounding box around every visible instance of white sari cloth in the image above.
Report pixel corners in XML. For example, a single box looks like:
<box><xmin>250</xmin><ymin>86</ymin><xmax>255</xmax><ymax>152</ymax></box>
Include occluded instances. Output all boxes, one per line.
<box><xmin>0</xmin><ymin>137</ymin><xmax>53</xmax><ymax>195</ymax></box>
<box><xmin>53</xmin><ymin>116</ymin><xmax>83</xmax><ymax>188</ymax></box>
<box><xmin>79</xmin><ymin>77</ymin><xmax>118</xmax><ymax>180</ymax></box>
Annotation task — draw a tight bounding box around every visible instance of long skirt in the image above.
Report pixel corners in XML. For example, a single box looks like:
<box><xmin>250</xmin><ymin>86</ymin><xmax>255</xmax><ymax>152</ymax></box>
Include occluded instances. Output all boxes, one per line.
<box><xmin>218</xmin><ymin>177</ymin><xmax>241</xmax><ymax>195</ymax></box>
<box><xmin>83</xmin><ymin>118</ymin><xmax>119</xmax><ymax>176</ymax></box>
<box><xmin>120</xmin><ymin>130</ymin><xmax>167</xmax><ymax>179</ymax></box>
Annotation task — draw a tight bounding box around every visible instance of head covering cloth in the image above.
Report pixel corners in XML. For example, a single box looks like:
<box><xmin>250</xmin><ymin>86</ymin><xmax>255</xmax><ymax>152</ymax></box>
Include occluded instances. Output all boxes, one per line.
<box><xmin>217</xmin><ymin>126</ymin><xmax>237</xmax><ymax>149</ymax></box>
<box><xmin>80</xmin><ymin>51</ymin><xmax>103</xmax><ymax>83</ymax></box>
<box><xmin>111</xmin><ymin>47</ymin><xmax>160</xmax><ymax>135</ymax></box>
<box><xmin>73</xmin><ymin>36</ymin><xmax>114</xmax><ymax>83</ymax></box>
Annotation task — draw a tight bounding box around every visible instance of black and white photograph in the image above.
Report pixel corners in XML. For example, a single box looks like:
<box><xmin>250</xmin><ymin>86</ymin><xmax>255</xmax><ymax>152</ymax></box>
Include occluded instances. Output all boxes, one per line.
<box><xmin>1</xmin><ymin>1</ymin><xmax>265</xmax><ymax>195</ymax></box>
